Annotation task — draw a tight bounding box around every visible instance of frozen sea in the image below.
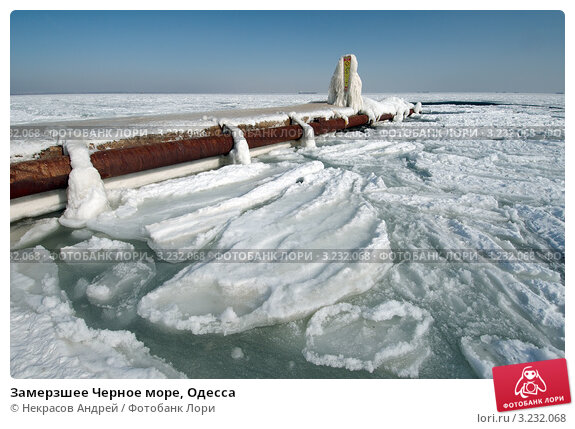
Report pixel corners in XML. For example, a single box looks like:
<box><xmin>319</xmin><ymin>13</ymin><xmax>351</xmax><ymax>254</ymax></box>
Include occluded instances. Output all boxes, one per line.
<box><xmin>10</xmin><ymin>93</ymin><xmax>565</xmax><ymax>378</ymax></box>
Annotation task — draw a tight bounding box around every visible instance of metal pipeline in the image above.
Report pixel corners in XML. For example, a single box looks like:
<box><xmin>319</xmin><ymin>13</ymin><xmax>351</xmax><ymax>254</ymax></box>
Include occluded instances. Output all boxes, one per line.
<box><xmin>10</xmin><ymin>110</ymin><xmax>413</xmax><ymax>199</ymax></box>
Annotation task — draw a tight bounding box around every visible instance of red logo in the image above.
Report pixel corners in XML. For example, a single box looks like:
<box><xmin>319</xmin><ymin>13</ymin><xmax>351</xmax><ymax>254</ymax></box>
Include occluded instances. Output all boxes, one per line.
<box><xmin>492</xmin><ymin>358</ymin><xmax>571</xmax><ymax>412</ymax></box>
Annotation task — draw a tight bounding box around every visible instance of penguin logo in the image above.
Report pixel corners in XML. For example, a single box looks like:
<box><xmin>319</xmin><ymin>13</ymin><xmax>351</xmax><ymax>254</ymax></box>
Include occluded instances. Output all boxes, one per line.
<box><xmin>514</xmin><ymin>366</ymin><xmax>547</xmax><ymax>399</ymax></box>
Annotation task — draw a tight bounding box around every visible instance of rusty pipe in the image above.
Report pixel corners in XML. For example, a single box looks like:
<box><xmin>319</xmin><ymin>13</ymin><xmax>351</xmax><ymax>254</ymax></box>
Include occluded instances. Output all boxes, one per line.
<box><xmin>11</xmin><ymin>110</ymin><xmax>414</xmax><ymax>199</ymax></box>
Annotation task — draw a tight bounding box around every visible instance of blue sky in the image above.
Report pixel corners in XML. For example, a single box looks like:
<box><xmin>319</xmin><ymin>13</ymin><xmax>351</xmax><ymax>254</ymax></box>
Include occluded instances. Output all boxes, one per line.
<box><xmin>10</xmin><ymin>10</ymin><xmax>565</xmax><ymax>94</ymax></box>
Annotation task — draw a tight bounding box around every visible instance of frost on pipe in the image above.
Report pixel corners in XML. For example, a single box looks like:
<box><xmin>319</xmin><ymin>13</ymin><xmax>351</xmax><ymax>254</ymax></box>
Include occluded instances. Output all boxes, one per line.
<box><xmin>327</xmin><ymin>54</ymin><xmax>363</xmax><ymax>111</ymax></box>
<box><xmin>137</xmin><ymin>165</ymin><xmax>391</xmax><ymax>334</ymax></box>
<box><xmin>59</xmin><ymin>140</ymin><xmax>109</xmax><ymax>228</ymax></box>
<box><xmin>223</xmin><ymin>124</ymin><xmax>251</xmax><ymax>165</ymax></box>
<box><xmin>10</xmin><ymin>102</ymin><xmax>419</xmax><ymax>204</ymax></box>
<box><xmin>303</xmin><ymin>301</ymin><xmax>433</xmax><ymax>376</ymax></box>
<box><xmin>361</xmin><ymin>96</ymin><xmax>416</xmax><ymax>123</ymax></box>
<box><xmin>290</xmin><ymin>113</ymin><xmax>316</xmax><ymax>148</ymax></box>
<box><xmin>10</xmin><ymin>246</ymin><xmax>183</xmax><ymax>378</ymax></box>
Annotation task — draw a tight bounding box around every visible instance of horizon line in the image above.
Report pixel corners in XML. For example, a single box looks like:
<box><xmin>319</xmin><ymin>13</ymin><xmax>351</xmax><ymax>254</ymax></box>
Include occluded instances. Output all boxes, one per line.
<box><xmin>11</xmin><ymin>90</ymin><xmax>566</xmax><ymax>96</ymax></box>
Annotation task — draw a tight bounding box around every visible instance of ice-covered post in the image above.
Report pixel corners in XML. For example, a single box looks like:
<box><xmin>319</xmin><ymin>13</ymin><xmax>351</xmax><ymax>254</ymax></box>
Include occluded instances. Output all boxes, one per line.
<box><xmin>327</xmin><ymin>54</ymin><xmax>363</xmax><ymax>112</ymax></box>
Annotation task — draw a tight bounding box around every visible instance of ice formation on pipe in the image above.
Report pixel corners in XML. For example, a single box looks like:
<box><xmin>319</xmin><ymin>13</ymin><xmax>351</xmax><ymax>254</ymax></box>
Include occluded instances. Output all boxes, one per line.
<box><xmin>331</xmin><ymin>110</ymin><xmax>350</xmax><ymax>126</ymax></box>
<box><xmin>361</xmin><ymin>96</ymin><xmax>416</xmax><ymax>123</ymax></box>
<box><xmin>290</xmin><ymin>113</ymin><xmax>316</xmax><ymax>148</ymax></box>
<box><xmin>223</xmin><ymin>124</ymin><xmax>251</xmax><ymax>165</ymax></box>
<box><xmin>59</xmin><ymin>140</ymin><xmax>109</xmax><ymax>228</ymax></box>
<box><xmin>328</xmin><ymin>54</ymin><xmax>363</xmax><ymax>111</ymax></box>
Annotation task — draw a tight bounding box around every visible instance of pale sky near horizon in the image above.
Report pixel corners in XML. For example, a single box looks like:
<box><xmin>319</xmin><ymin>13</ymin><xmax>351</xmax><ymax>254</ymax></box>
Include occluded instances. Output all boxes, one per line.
<box><xmin>10</xmin><ymin>10</ymin><xmax>565</xmax><ymax>94</ymax></box>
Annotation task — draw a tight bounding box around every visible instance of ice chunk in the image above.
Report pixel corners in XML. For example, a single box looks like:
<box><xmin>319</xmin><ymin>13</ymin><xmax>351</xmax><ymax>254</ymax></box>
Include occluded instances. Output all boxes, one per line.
<box><xmin>60</xmin><ymin>236</ymin><xmax>135</xmax><ymax>262</ymax></box>
<box><xmin>360</xmin><ymin>97</ymin><xmax>391</xmax><ymax>123</ymax></box>
<box><xmin>59</xmin><ymin>236</ymin><xmax>138</xmax><ymax>278</ymax></box>
<box><xmin>303</xmin><ymin>301</ymin><xmax>433</xmax><ymax>376</ymax></box>
<box><xmin>461</xmin><ymin>335</ymin><xmax>564</xmax><ymax>379</ymax></box>
<box><xmin>327</xmin><ymin>54</ymin><xmax>363</xmax><ymax>111</ymax></box>
<box><xmin>86</xmin><ymin>259</ymin><xmax>156</xmax><ymax>306</ymax></box>
<box><xmin>145</xmin><ymin>161</ymin><xmax>325</xmax><ymax>251</ymax></box>
<box><xmin>10</xmin><ymin>247</ymin><xmax>183</xmax><ymax>378</ymax></box>
<box><xmin>70</xmin><ymin>228</ymin><xmax>94</xmax><ymax>240</ymax></box>
<box><xmin>11</xmin><ymin>217</ymin><xmax>60</xmax><ymax>249</ymax></box>
<box><xmin>71</xmin><ymin>278</ymin><xmax>90</xmax><ymax>300</ymax></box>
<box><xmin>84</xmin><ymin>258</ymin><xmax>156</xmax><ymax>327</ymax></box>
<box><xmin>10</xmin><ymin>246</ymin><xmax>61</xmax><ymax>304</ymax></box>
<box><xmin>59</xmin><ymin>140</ymin><xmax>109</xmax><ymax>228</ymax></box>
<box><xmin>85</xmin><ymin>260</ymin><xmax>155</xmax><ymax>306</ymax></box>
<box><xmin>231</xmin><ymin>347</ymin><xmax>244</xmax><ymax>360</ymax></box>
<box><xmin>88</xmin><ymin>162</ymin><xmax>275</xmax><ymax>241</ymax></box>
<box><xmin>138</xmin><ymin>167</ymin><xmax>391</xmax><ymax>334</ymax></box>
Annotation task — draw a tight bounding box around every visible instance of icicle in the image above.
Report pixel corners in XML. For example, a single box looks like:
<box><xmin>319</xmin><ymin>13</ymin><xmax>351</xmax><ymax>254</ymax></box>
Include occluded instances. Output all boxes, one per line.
<box><xmin>223</xmin><ymin>124</ymin><xmax>251</xmax><ymax>165</ymax></box>
<box><xmin>59</xmin><ymin>140</ymin><xmax>109</xmax><ymax>228</ymax></box>
<box><xmin>327</xmin><ymin>54</ymin><xmax>363</xmax><ymax>112</ymax></box>
<box><xmin>290</xmin><ymin>113</ymin><xmax>316</xmax><ymax>148</ymax></box>
<box><xmin>332</xmin><ymin>110</ymin><xmax>349</xmax><ymax>126</ymax></box>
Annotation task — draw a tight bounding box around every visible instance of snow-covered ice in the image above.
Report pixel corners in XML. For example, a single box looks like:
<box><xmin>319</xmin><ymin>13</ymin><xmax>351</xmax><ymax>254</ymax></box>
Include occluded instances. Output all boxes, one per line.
<box><xmin>142</xmin><ymin>162</ymin><xmax>326</xmax><ymax>251</ymax></box>
<box><xmin>461</xmin><ymin>335</ymin><xmax>564</xmax><ymax>379</ymax></box>
<box><xmin>10</xmin><ymin>247</ymin><xmax>183</xmax><ymax>378</ymax></box>
<box><xmin>137</xmin><ymin>163</ymin><xmax>391</xmax><ymax>334</ymax></box>
<box><xmin>10</xmin><ymin>92</ymin><xmax>564</xmax><ymax>378</ymax></box>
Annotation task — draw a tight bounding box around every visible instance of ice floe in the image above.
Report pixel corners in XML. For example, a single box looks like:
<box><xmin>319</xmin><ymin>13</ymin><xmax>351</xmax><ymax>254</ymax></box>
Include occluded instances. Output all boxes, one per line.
<box><xmin>461</xmin><ymin>335</ymin><xmax>564</xmax><ymax>379</ymax></box>
<box><xmin>303</xmin><ymin>301</ymin><xmax>433</xmax><ymax>376</ymax></box>
<box><xmin>137</xmin><ymin>165</ymin><xmax>391</xmax><ymax>334</ymax></box>
<box><xmin>10</xmin><ymin>247</ymin><xmax>183</xmax><ymax>378</ymax></box>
